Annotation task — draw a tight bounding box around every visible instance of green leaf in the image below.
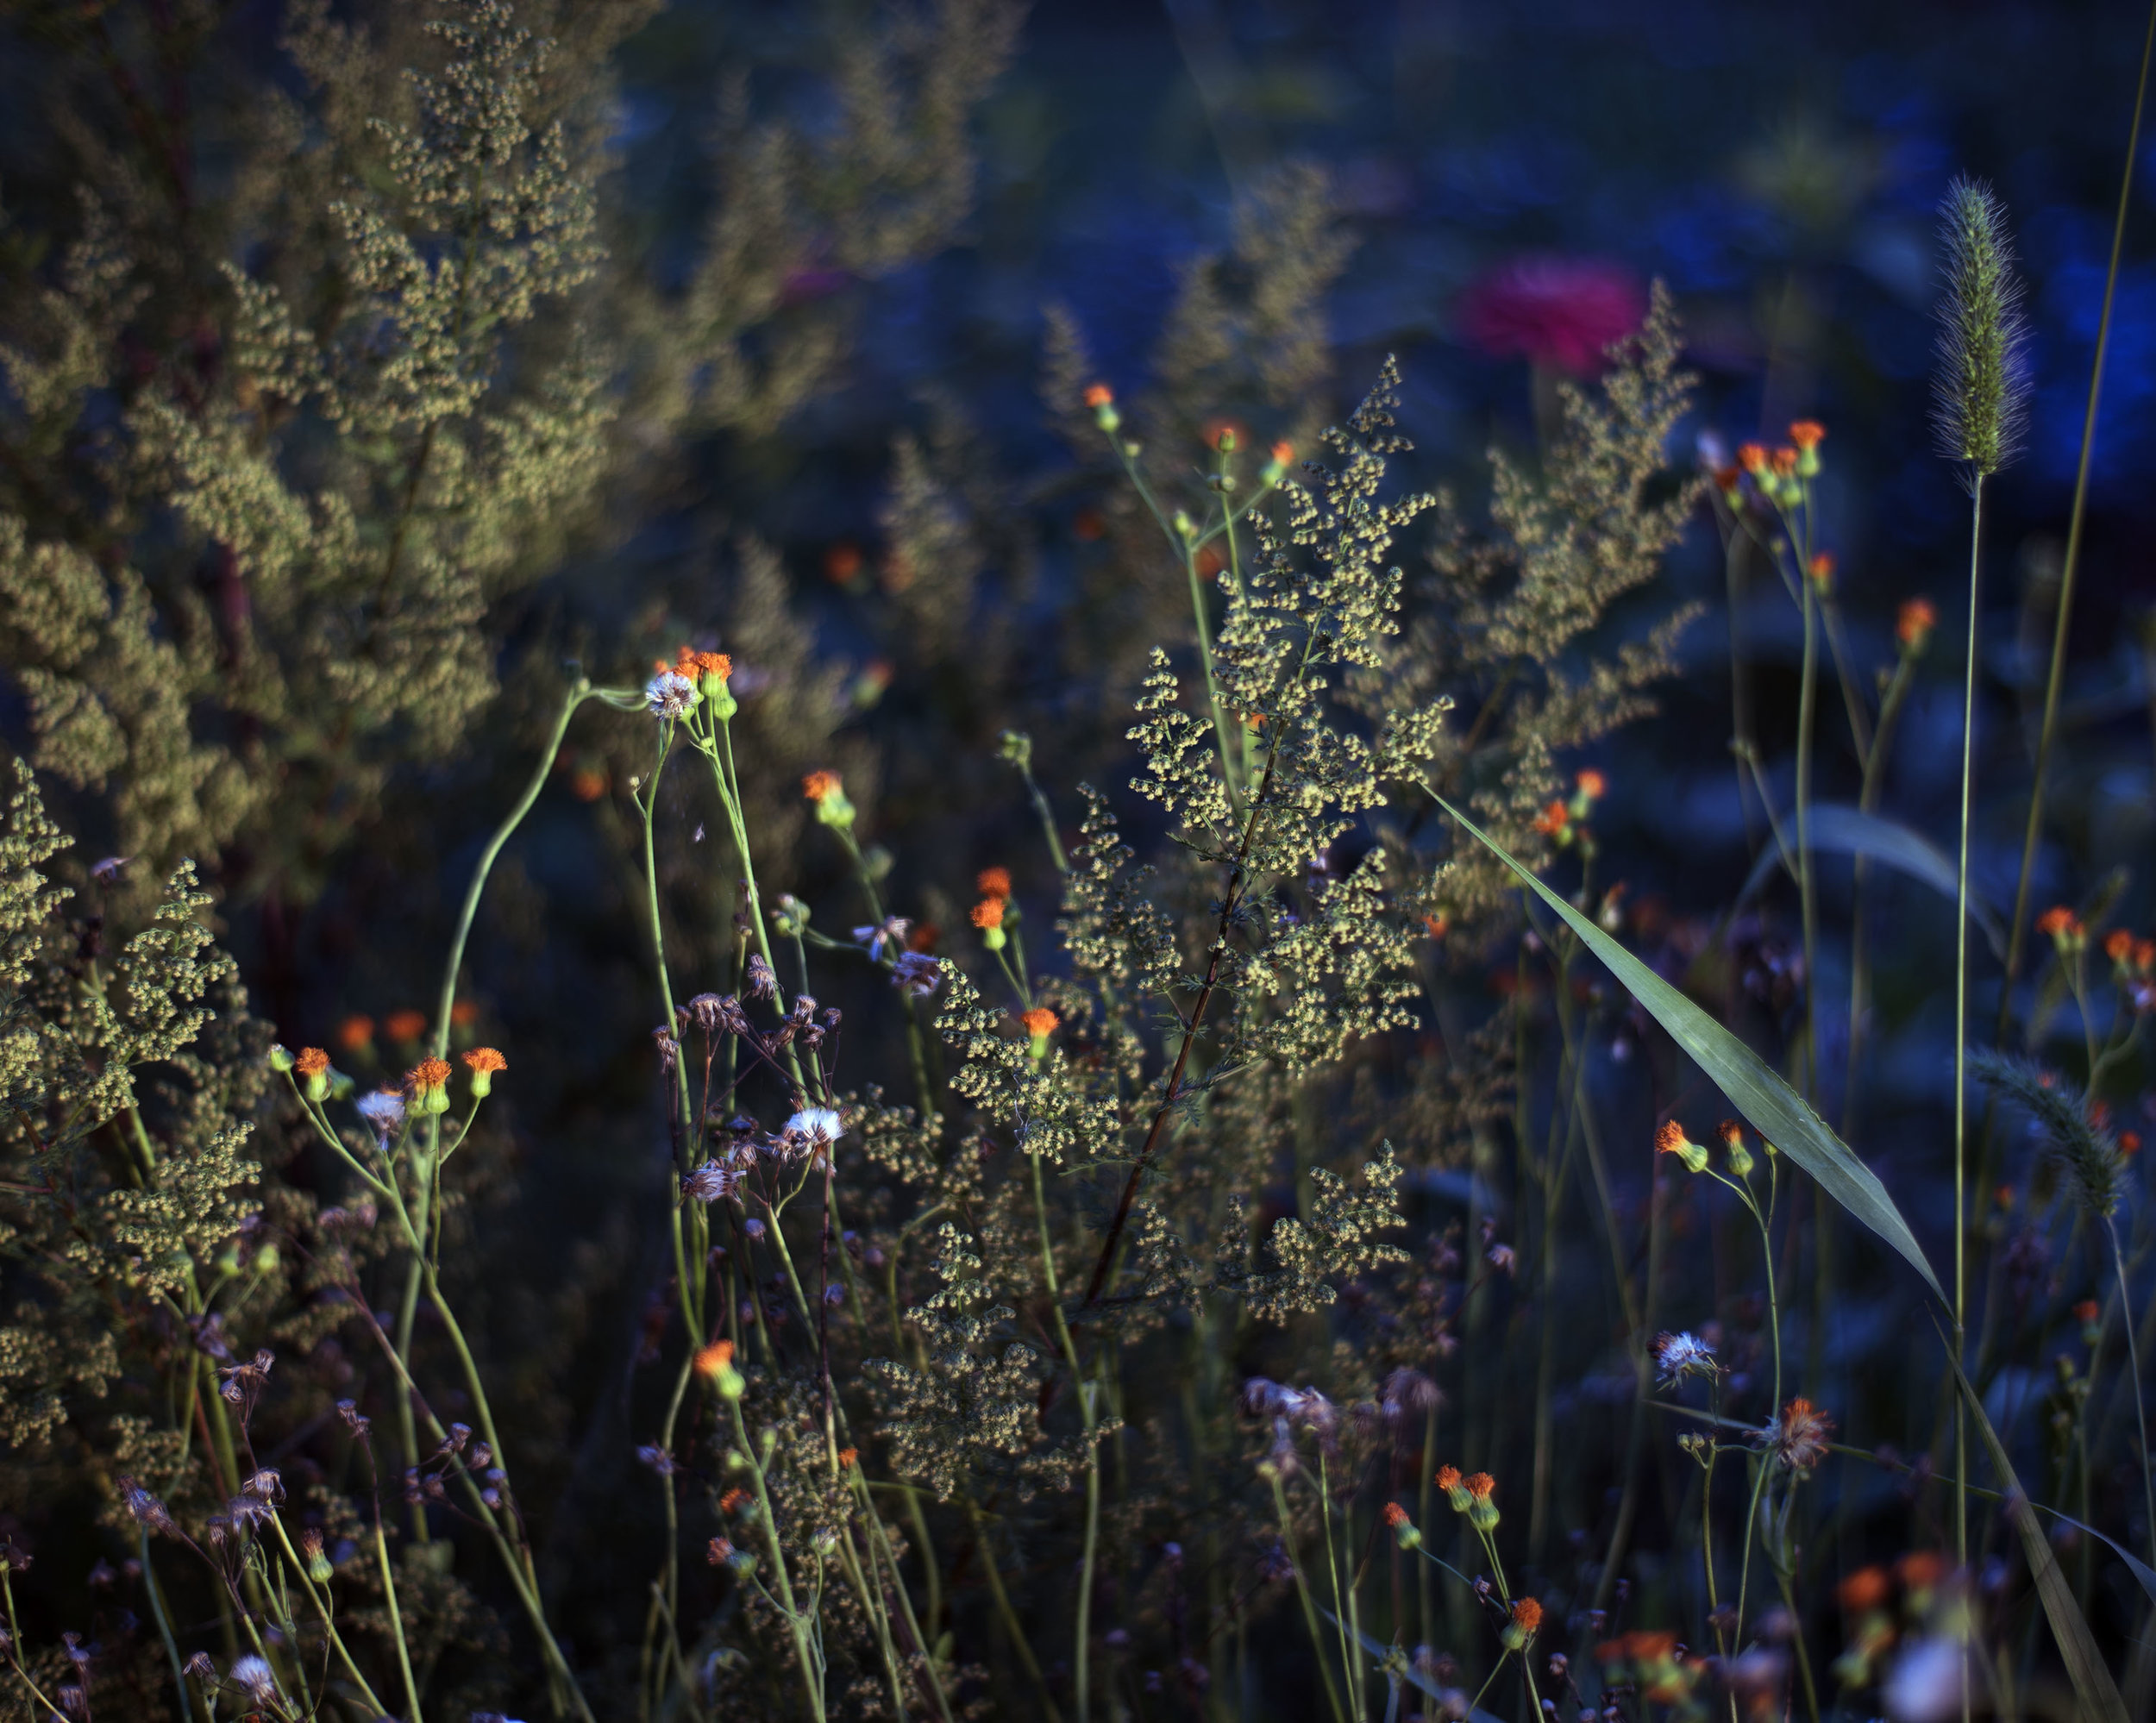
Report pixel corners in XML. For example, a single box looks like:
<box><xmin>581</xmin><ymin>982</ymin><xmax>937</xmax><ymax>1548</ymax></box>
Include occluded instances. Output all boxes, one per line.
<box><xmin>1735</xmin><ymin>802</ymin><xmax>2004</xmax><ymax>961</ymax></box>
<box><xmin>1940</xmin><ymin>1324</ymin><xmax>2129</xmax><ymax>1723</ymax></box>
<box><xmin>1435</xmin><ymin>795</ymin><xmax>1945</xmax><ymax>1304</ymax></box>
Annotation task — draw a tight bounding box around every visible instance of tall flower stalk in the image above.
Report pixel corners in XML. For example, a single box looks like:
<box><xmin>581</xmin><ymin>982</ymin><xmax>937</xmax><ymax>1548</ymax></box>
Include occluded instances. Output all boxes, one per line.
<box><xmin>1934</xmin><ymin>174</ymin><xmax>2030</xmax><ymax>1582</ymax></box>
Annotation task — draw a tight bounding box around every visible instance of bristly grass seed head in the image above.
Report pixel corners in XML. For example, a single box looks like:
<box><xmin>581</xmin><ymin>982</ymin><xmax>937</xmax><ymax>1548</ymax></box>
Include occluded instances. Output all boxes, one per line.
<box><xmin>1972</xmin><ymin>1049</ymin><xmax>2122</xmax><ymax>1220</ymax></box>
<box><xmin>1933</xmin><ymin>176</ymin><xmax>2030</xmax><ymax>486</ymax></box>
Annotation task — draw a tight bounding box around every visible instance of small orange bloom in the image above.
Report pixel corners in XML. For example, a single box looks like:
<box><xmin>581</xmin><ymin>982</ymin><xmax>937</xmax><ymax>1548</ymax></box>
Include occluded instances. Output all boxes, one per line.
<box><xmin>450</xmin><ymin>999</ymin><xmax>479</xmax><ymax>1028</ymax></box>
<box><xmin>670</xmin><ymin>646</ymin><xmax>732</xmax><ymax>686</ymax></box>
<box><xmin>1788</xmin><ymin>420</ymin><xmax>1827</xmax><ymax>451</ymax></box>
<box><xmin>385</xmin><ymin>1009</ymin><xmax>427</xmax><ymax>1043</ymax></box>
<box><xmin>837</xmin><ymin>1446</ymin><xmax>858</xmax><ymax>1469</ymax></box>
<box><xmin>2122</xmin><ymin>1131</ymin><xmax>2143</xmax><ymax>1156</ymax></box>
<box><xmin>1381</xmin><ymin>1501</ymin><xmax>1408</xmax><ymax>1528</ymax></box>
<box><xmin>1434</xmin><ymin>1465</ymin><xmax>1462</xmax><ymax>1491</ymax></box>
<box><xmin>1269</xmin><ymin>441</ymin><xmax>1294</xmax><ymax>467</ymax></box>
<box><xmin>1770</xmin><ymin>446</ymin><xmax>1799</xmax><ymax>478</ymax></box>
<box><xmin>335</xmin><ymin>1015</ymin><xmax>374</xmax><ymax>1053</ymax></box>
<box><xmin>1808</xmin><ymin>551</ymin><xmax>1836</xmax><ymax>586</ymax></box>
<box><xmin>718</xmin><ymin>1488</ymin><xmax>747</xmax><ymax>1513</ymax></box>
<box><xmin>1656</xmin><ymin>1121</ymin><xmax>1686</xmax><ymax>1155</ymax></box>
<box><xmin>2103</xmin><ymin>928</ymin><xmax>2134</xmax><ymax>963</ymax></box>
<box><xmin>906</xmin><ymin>922</ymin><xmax>941</xmax><ymax>953</ymax></box>
<box><xmin>1896</xmin><ymin>1551</ymin><xmax>1948</xmax><ymax>1592</ymax></box>
<box><xmin>694</xmin><ymin>1339</ymin><xmax>736</xmax><ymax>1379</ymax></box>
<box><xmin>970</xmin><ymin>897</ymin><xmax>1006</xmax><ymax>931</ymax></box>
<box><xmin>1737</xmin><ymin>442</ymin><xmax>1769</xmax><ymax>474</ymax></box>
<box><xmin>404</xmin><ymin>1057</ymin><xmax>452</xmax><ymax>1094</ymax></box>
<box><xmin>295</xmin><ymin>1047</ymin><xmax>330</xmax><ymax>1077</ymax></box>
<box><xmin>1463</xmin><ymin>1472</ymin><xmax>1495</xmax><ymax>1501</ymax></box>
<box><xmin>824</xmin><ymin>542</ymin><xmax>863</xmax><ymax>584</ymax></box>
<box><xmin>1082</xmin><ymin>383</ymin><xmax>1113</xmax><ymax>410</ymax></box>
<box><xmin>1021</xmin><ymin>1006</ymin><xmax>1058</xmax><ymax>1039</ymax></box>
<box><xmin>1532</xmin><ymin>800</ymin><xmax>1570</xmax><ymax>836</ymax></box>
<box><xmin>1838</xmin><ymin>1566</ymin><xmax>1890</xmax><ymax>1612</ymax></box>
<box><xmin>1509</xmin><ymin>1597</ymin><xmax>1543</xmax><ymax>1633</ymax></box>
<box><xmin>976</xmin><ymin>867</ymin><xmax>1012</xmax><ymax>900</ymax></box>
<box><xmin>1576</xmin><ymin>768</ymin><xmax>1607</xmax><ymax>800</ymax></box>
<box><xmin>462</xmin><ymin>1047</ymin><xmax>507</xmax><ymax>1075</ymax></box>
<box><xmin>571</xmin><ymin>767</ymin><xmax>608</xmax><ymax>802</ymax></box>
<box><xmin>802</xmin><ymin>770</ymin><xmax>843</xmax><ymax>804</ymax></box>
<box><xmin>2075</xmin><ymin>1299</ymin><xmax>2101</xmax><ymax>1325</ymax></box>
<box><xmin>1896</xmin><ymin>597</ymin><xmax>1937</xmax><ymax>648</ymax></box>
<box><xmin>2036</xmin><ymin>905</ymin><xmax>2082</xmax><ymax>939</ymax></box>
<box><xmin>1423</xmin><ymin>912</ymin><xmax>1449</xmax><ymax>940</ymax></box>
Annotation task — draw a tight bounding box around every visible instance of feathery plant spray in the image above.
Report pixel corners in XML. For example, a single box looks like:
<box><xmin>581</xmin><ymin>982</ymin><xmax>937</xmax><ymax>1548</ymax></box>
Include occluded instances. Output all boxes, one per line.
<box><xmin>1933</xmin><ymin>173</ymin><xmax>2029</xmax><ymax>1586</ymax></box>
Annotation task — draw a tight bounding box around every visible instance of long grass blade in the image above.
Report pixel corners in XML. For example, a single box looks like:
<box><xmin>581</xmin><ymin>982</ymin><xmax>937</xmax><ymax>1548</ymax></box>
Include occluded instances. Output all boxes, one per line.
<box><xmin>1436</xmin><ymin>794</ymin><xmax>1946</xmax><ymax>1303</ymax></box>
<box><xmin>1940</xmin><ymin>1324</ymin><xmax>2131</xmax><ymax>1722</ymax></box>
<box><xmin>1734</xmin><ymin>801</ymin><xmax>2005</xmax><ymax>960</ymax></box>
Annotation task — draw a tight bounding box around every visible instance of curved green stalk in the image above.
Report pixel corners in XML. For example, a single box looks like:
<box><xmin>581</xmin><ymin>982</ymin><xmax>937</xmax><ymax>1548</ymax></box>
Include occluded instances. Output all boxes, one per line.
<box><xmin>1998</xmin><ymin>0</ymin><xmax>2156</xmax><ymax>1036</ymax></box>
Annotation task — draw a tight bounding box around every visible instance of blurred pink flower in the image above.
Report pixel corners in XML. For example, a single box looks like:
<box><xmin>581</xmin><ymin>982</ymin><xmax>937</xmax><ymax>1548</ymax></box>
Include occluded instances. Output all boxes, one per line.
<box><xmin>1456</xmin><ymin>255</ymin><xmax>1646</xmax><ymax>375</ymax></box>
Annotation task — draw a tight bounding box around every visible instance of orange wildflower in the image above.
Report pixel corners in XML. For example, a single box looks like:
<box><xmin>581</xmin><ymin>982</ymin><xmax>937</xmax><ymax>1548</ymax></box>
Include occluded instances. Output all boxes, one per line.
<box><xmin>1788</xmin><ymin>420</ymin><xmax>1827</xmax><ymax>450</ymax></box>
<box><xmin>1082</xmin><ymin>383</ymin><xmax>1113</xmax><ymax>410</ymax></box>
<box><xmin>970</xmin><ymin>898</ymin><xmax>1006</xmax><ymax>930</ymax></box>
<box><xmin>1896</xmin><ymin>1551</ymin><xmax>1948</xmax><ymax>1592</ymax></box>
<box><xmin>294</xmin><ymin>1047</ymin><xmax>330</xmax><ymax>1078</ymax></box>
<box><xmin>802</xmin><ymin>770</ymin><xmax>843</xmax><ymax>805</ymax></box>
<box><xmin>694</xmin><ymin>1339</ymin><xmax>735</xmax><ymax>1377</ymax></box>
<box><xmin>1737</xmin><ymin>442</ymin><xmax>1769</xmax><ymax>474</ymax></box>
<box><xmin>1270</xmin><ymin>441</ymin><xmax>1294</xmax><ymax>467</ymax></box>
<box><xmin>2074</xmin><ymin>1299</ymin><xmax>2101</xmax><ymax>1325</ymax></box>
<box><xmin>571</xmin><ymin>767</ymin><xmax>608</xmax><ymax>801</ymax></box>
<box><xmin>1839</xmin><ymin>1565</ymin><xmax>1890</xmax><ymax>1613</ymax></box>
<box><xmin>384</xmin><ymin>1009</ymin><xmax>426</xmax><ymax>1043</ymax></box>
<box><xmin>824</xmin><ymin>542</ymin><xmax>863</xmax><ymax>584</ymax></box>
<box><xmin>2103</xmin><ymin>928</ymin><xmax>2134</xmax><ymax>963</ymax></box>
<box><xmin>1463</xmin><ymin>1472</ymin><xmax>1495</xmax><ymax>1501</ymax></box>
<box><xmin>1508</xmin><ymin>1597</ymin><xmax>1542</xmax><ymax>1632</ymax></box>
<box><xmin>1763</xmin><ymin>1396</ymin><xmax>1833</xmax><ymax>1471</ymax></box>
<box><xmin>404</xmin><ymin>1056</ymin><xmax>453</xmax><ymax>1108</ymax></box>
<box><xmin>1434</xmin><ymin>1465</ymin><xmax>1461</xmax><ymax>1492</ymax></box>
<box><xmin>1381</xmin><ymin>1501</ymin><xmax>1408</xmax><ymax>1528</ymax></box>
<box><xmin>1770</xmin><ymin>446</ymin><xmax>1799</xmax><ymax>477</ymax></box>
<box><xmin>2036</xmin><ymin>905</ymin><xmax>2083</xmax><ymax>941</ymax></box>
<box><xmin>976</xmin><ymin>867</ymin><xmax>1012</xmax><ymax>900</ymax></box>
<box><xmin>1423</xmin><ymin>912</ymin><xmax>1449</xmax><ymax>940</ymax></box>
<box><xmin>450</xmin><ymin>999</ymin><xmax>478</xmax><ymax>1027</ymax></box>
<box><xmin>1657</xmin><ymin>1120</ymin><xmax>1708</xmax><ymax>1173</ymax></box>
<box><xmin>837</xmin><ymin>1447</ymin><xmax>858</xmax><ymax>1469</ymax></box>
<box><xmin>1808</xmin><ymin>551</ymin><xmax>1836</xmax><ymax>586</ymax></box>
<box><xmin>462</xmin><ymin>1046</ymin><xmax>507</xmax><ymax>1097</ymax></box>
<box><xmin>1576</xmin><ymin>768</ymin><xmax>1607</xmax><ymax>800</ymax></box>
<box><xmin>1896</xmin><ymin>597</ymin><xmax>1937</xmax><ymax>649</ymax></box>
<box><xmin>1021</xmin><ymin>1007</ymin><xmax>1058</xmax><ymax>1039</ymax></box>
<box><xmin>2122</xmin><ymin>1131</ymin><xmax>2143</xmax><ymax>1156</ymax></box>
<box><xmin>335</xmin><ymin>1014</ymin><xmax>374</xmax><ymax>1053</ymax></box>
<box><xmin>1532</xmin><ymin>799</ymin><xmax>1570</xmax><ymax>836</ymax></box>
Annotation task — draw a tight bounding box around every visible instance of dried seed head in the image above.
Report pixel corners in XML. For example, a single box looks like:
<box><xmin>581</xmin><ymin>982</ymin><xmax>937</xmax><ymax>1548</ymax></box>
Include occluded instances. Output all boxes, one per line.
<box><xmin>1933</xmin><ymin>177</ymin><xmax>2030</xmax><ymax>486</ymax></box>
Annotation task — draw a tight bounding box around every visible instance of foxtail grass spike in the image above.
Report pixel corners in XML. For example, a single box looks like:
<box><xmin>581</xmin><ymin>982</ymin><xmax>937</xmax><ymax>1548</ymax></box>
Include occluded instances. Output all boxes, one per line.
<box><xmin>1933</xmin><ymin>177</ymin><xmax>2032</xmax><ymax>486</ymax></box>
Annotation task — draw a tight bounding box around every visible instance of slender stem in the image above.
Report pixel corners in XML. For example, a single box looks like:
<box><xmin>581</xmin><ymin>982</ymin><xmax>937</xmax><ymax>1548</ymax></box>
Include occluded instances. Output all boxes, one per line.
<box><xmin>1269</xmin><ymin>1476</ymin><xmax>1350</xmax><ymax>1723</ymax></box>
<box><xmin>2109</xmin><ymin>1219</ymin><xmax>2156</xmax><ymax>1570</ymax></box>
<box><xmin>1796</xmin><ymin>576</ymin><xmax>1821</xmax><ymax>1103</ymax></box>
<box><xmin>1953</xmin><ymin>476</ymin><xmax>1984</xmax><ymax>1576</ymax></box>
<box><xmin>1998</xmin><ymin>0</ymin><xmax>2156</xmax><ymax>1035</ymax></box>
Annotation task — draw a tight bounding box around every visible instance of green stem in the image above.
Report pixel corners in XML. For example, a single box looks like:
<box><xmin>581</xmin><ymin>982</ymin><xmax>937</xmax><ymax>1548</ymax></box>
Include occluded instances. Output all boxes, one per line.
<box><xmin>1953</xmin><ymin>476</ymin><xmax>1984</xmax><ymax>1576</ymax></box>
<box><xmin>1998</xmin><ymin>0</ymin><xmax>2156</xmax><ymax>1039</ymax></box>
